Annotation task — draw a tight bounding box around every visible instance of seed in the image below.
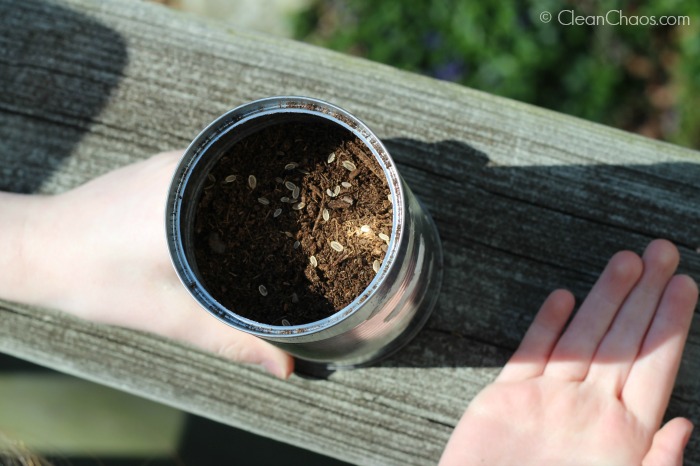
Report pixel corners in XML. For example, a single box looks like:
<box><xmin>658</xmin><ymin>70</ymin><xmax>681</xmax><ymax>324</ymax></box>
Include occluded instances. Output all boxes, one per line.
<box><xmin>341</xmin><ymin>196</ymin><xmax>353</xmax><ymax>205</ymax></box>
<box><xmin>297</xmin><ymin>168</ymin><xmax>310</xmax><ymax>175</ymax></box>
<box><xmin>284</xmin><ymin>162</ymin><xmax>298</xmax><ymax>170</ymax></box>
<box><xmin>333</xmin><ymin>186</ymin><xmax>341</xmax><ymax>196</ymax></box>
<box><xmin>326</xmin><ymin>188</ymin><xmax>335</xmax><ymax>198</ymax></box>
<box><xmin>281</xmin><ymin>319</ymin><xmax>291</xmax><ymax>326</ymax></box>
<box><xmin>360</xmin><ymin>225</ymin><xmax>371</xmax><ymax>233</ymax></box>
<box><xmin>322</xmin><ymin>209</ymin><xmax>329</xmax><ymax>221</ymax></box>
<box><xmin>292</xmin><ymin>186</ymin><xmax>300</xmax><ymax>199</ymax></box>
<box><xmin>207</xmin><ymin>174</ymin><xmax>215</xmax><ymax>182</ymax></box>
<box><xmin>208</xmin><ymin>232</ymin><xmax>226</xmax><ymax>254</ymax></box>
<box><xmin>291</xmin><ymin>293</ymin><xmax>299</xmax><ymax>304</ymax></box>
<box><xmin>379</xmin><ymin>233</ymin><xmax>390</xmax><ymax>243</ymax></box>
<box><xmin>284</xmin><ymin>231</ymin><xmax>293</xmax><ymax>238</ymax></box>
<box><xmin>387</xmin><ymin>194</ymin><xmax>392</xmax><ymax>203</ymax></box>
<box><xmin>309</xmin><ymin>255</ymin><xmax>318</xmax><ymax>267</ymax></box>
<box><xmin>341</xmin><ymin>182</ymin><xmax>352</xmax><ymax>188</ymax></box>
<box><xmin>327</xmin><ymin>152</ymin><xmax>336</xmax><ymax>163</ymax></box>
<box><xmin>330</xmin><ymin>241</ymin><xmax>344</xmax><ymax>252</ymax></box>
<box><xmin>258</xmin><ymin>285</ymin><xmax>268</xmax><ymax>296</ymax></box>
<box><xmin>276</xmin><ymin>150</ymin><xmax>285</xmax><ymax>156</ymax></box>
<box><xmin>342</xmin><ymin>160</ymin><xmax>356</xmax><ymax>171</ymax></box>
<box><xmin>273</xmin><ymin>208</ymin><xmax>282</xmax><ymax>217</ymax></box>
<box><xmin>275</xmin><ymin>177</ymin><xmax>284</xmax><ymax>184</ymax></box>
<box><xmin>248</xmin><ymin>175</ymin><xmax>257</xmax><ymax>189</ymax></box>
<box><xmin>292</xmin><ymin>202</ymin><xmax>305</xmax><ymax>210</ymax></box>
<box><xmin>257</xmin><ymin>197</ymin><xmax>270</xmax><ymax>205</ymax></box>
<box><xmin>293</xmin><ymin>240</ymin><xmax>300</xmax><ymax>249</ymax></box>
<box><xmin>285</xmin><ymin>181</ymin><xmax>296</xmax><ymax>191</ymax></box>
<box><xmin>280</xmin><ymin>196</ymin><xmax>290</xmax><ymax>203</ymax></box>
<box><xmin>224</xmin><ymin>175</ymin><xmax>237</xmax><ymax>183</ymax></box>
<box><xmin>373</xmin><ymin>260</ymin><xmax>381</xmax><ymax>273</ymax></box>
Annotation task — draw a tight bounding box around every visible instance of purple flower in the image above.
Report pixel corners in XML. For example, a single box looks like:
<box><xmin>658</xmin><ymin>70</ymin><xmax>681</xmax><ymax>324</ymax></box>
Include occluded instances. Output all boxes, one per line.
<box><xmin>432</xmin><ymin>60</ymin><xmax>465</xmax><ymax>81</ymax></box>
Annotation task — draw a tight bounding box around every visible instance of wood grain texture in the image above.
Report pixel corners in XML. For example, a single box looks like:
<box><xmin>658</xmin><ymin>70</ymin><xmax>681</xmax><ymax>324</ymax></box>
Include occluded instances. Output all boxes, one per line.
<box><xmin>1</xmin><ymin>0</ymin><xmax>699</xmax><ymax>464</ymax></box>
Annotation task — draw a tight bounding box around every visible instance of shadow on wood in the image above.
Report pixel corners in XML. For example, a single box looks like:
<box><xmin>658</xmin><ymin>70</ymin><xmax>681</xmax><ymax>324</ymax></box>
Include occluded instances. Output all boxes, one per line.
<box><xmin>379</xmin><ymin>137</ymin><xmax>699</xmax><ymax>369</ymax></box>
<box><xmin>0</xmin><ymin>0</ymin><xmax>127</xmax><ymax>193</ymax></box>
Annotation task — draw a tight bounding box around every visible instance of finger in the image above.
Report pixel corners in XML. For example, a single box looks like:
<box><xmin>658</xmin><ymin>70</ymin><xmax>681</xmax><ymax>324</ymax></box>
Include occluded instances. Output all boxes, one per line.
<box><xmin>586</xmin><ymin>239</ymin><xmax>679</xmax><ymax>394</ymax></box>
<box><xmin>642</xmin><ymin>417</ymin><xmax>694</xmax><ymax>466</ymax></box>
<box><xmin>622</xmin><ymin>274</ymin><xmax>697</xmax><ymax>428</ymax></box>
<box><xmin>208</xmin><ymin>328</ymin><xmax>295</xmax><ymax>380</ymax></box>
<box><xmin>496</xmin><ymin>289</ymin><xmax>575</xmax><ymax>383</ymax></box>
<box><xmin>544</xmin><ymin>250</ymin><xmax>643</xmax><ymax>380</ymax></box>
<box><xmin>168</xmin><ymin>305</ymin><xmax>295</xmax><ymax>379</ymax></box>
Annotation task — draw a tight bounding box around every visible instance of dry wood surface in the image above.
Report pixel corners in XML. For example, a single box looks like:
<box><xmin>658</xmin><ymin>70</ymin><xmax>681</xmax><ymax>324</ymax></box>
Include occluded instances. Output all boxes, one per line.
<box><xmin>1</xmin><ymin>0</ymin><xmax>699</xmax><ymax>464</ymax></box>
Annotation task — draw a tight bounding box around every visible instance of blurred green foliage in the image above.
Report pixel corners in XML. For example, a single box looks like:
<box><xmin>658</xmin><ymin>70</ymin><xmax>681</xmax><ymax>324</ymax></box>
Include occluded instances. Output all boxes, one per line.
<box><xmin>294</xmin><ymin>0</ymin><xmax>700</xmax><ymax>148</ymax></box>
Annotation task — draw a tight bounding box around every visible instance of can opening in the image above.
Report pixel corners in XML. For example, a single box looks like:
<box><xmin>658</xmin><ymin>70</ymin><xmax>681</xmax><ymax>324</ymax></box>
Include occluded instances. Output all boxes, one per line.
<box><xmin>175</xmin><ymin>110</ymin><xmax>401</xmax><ymax>333</ymax></box>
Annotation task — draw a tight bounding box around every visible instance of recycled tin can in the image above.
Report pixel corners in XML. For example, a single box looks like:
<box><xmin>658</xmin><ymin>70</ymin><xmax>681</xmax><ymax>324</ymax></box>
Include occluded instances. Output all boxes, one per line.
<box><xmin>166</xmin><ymin>96</ymin><xmax>443</xmax><ymax>372</ymax></box>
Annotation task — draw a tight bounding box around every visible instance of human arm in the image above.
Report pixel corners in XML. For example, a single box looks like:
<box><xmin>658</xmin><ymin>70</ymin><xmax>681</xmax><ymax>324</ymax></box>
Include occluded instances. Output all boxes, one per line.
<box><xmin>0</xmin><ymin>151</ymin><xmax>293</xmax><ymax>379</ymax></box>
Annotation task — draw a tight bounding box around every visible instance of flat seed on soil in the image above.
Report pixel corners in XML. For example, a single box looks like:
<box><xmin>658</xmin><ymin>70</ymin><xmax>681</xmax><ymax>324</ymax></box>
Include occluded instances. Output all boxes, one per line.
<box><xmin>273</xmin><ymin>208</ymin><xmax>282</xmax><ymax>217</ymax></box>
<box><xmin>330</xmin><ymin>241</ymin><xmax>344</xmax><ymax>252</ymax></box>
<box><xmin>258</xmin><ymin>285</ymin><xmax>268</xmax><ymax>296</ymax></box>
<box><xmin>342</xmin><ymin>160</ymin><xmax>356</xmax><ymax>171</ymax></box>
<box><xmin>292</xmin><ymin>202</ymin><xmax>305</xmax><ymax>210</ymax></box>
<box><xmin>378</xmin><ymin>233</ymin><xmax>390</xmax><ymax>243</ymax></box>
<box><xmin>361</xmin><ymin>225</ymin><xmax>371</xmax><ymax>233</ymax></box>
<box><xmin>258</xmin><ymin>197</ymin><xmax>270</xmax><ymax>205</ymax></box>
<box><xmin>281</xmin><ymin>319</ymin><xmax>291</xmax><ymax>326</ymax></box>
<box><xmin>326</xmin><ymin>188</ymin><xmax>336</xmax><ymax>198</ymax></box>
<box><xmin>373</xmin><ymin>260</ymin><xmax>381</xmax><ymax>273</ymax></box>
<box><xmin>275</xmin><ymin>177</ymin><xmax>284</xmax><ymax>184</ymax></box>
<box><xmin>280</xmin><ymin>196</ymin><xmax>290</xmax><ymax>203</ymax></box>
<box><xmin>208</xmin><ymin>232</ymin><xmax>226</xmax><ymax>254</ymax></box>
<box><xmin>341</xmin><ymin>182</ymin><xmax>352</xmax><ymax>188</ymax></box>
<box><xmin>333</xmin><ymin>186</ymin><xmax>341</xmax><ymax>196</ymax></box>
<box><xmin>292</xmin><ymin>186</ymin><xmax>300</xmax><ymax>199</ymax></box>
<box><xmin>248</xmin><ymin>175</ymin><xmax>257</xmax><ymax>189</ymax></box>
<box><xmin>285</xmin><ymin>181</ymin><xmax>296</xmax><ymax>191</ymax></box>
<box><xmin>284</xmin><ymin>162</ymin><xmax>298</xmax><ymax>170</ymax></box>
<box><xmin>309</xmin><ymin>255</ymin><xmax>318</xmax><ymax>267</ymax></box>
<box><xmin>341</xmin><ymin>196</ymin><xmax>353</xmax><ymax>205</ymax></box>
<box><xmin>293</xmin><ymin>240</ymin><xmax>300</xmax><ymax>249</ymax></box>
<box><xmin>327</xmin><ymin>152</ymin><xmax>336</xmax><ymax>163</ymax></box>
<box><xmin>224</xmin><ymin>175</ymin><xmax>237</xmax><ymax>183</ymax></box>
<box><xmin>322</xmin><ymin>209</ymin><xmax>329</xmax><ymax>221</ymax></box>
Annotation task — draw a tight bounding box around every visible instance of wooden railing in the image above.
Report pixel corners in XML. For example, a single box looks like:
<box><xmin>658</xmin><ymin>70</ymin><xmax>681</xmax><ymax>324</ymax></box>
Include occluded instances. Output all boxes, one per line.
<box><xmin>1</xmin><ymin>0</ymin><xmax>699</xmax><ymax>464</ymax></box>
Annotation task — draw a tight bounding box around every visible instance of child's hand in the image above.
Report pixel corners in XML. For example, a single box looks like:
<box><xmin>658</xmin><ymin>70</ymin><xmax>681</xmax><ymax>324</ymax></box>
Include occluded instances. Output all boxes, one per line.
<box><xmin>440</xmin><ymin>240</ymin><xmax>697</xmax><ymax>466</ymax></box>
<box><xmin>1</xmin><ymin>151</ymin><xmax>293</xmax><ymax>378</ymax></box>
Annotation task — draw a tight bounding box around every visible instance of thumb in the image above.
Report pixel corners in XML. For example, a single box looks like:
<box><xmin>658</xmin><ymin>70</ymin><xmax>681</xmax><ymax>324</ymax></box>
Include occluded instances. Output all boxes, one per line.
<box><xmin>205</xmin><ymin>329</ymin><xmax>295</xmax><ymax>380</ymax></box>
<box><xmin>168</xmin><ymin>308</ymin><xmax>295</xmax><ymax>379</ymax></box>
<box><xmin>642</xmin><ymin>417</ymin><xmax>694</xmax><ymax>466</ymax></box>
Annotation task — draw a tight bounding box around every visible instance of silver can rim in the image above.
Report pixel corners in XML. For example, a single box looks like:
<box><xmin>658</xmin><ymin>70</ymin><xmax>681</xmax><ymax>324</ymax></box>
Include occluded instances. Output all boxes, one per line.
<box><xmin>166</xmin><ymin>96</ymin><xmax>405</xmax><ymax>339</ymax></box>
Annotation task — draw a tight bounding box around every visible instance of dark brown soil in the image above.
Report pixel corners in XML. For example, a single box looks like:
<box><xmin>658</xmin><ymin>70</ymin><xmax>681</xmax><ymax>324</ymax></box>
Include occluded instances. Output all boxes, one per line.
<box><xmin>193</xmin><ymin>119</ymin><xmax>392</xmax><ymax>325</ymax></box>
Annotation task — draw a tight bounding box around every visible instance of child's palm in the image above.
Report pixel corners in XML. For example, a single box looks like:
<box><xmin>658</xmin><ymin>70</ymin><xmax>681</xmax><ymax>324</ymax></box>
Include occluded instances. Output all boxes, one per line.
<box><xmin>441</xmin><ymin>241</ymin><xmax>697</xmax><ymax>466</ymax></box>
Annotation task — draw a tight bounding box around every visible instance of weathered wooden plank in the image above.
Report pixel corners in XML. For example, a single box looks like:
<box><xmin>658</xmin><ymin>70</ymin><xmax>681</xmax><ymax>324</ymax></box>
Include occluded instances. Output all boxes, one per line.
<box><xmin>1</xmin><ymin>0</ymin><xmax>699</xmax><ymax>464</ymax></box>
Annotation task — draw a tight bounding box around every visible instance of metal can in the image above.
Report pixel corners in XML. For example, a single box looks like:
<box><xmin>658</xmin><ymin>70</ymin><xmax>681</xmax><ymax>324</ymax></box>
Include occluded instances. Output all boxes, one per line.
<box><xmin>166</xmin><ymin>97</ymin><xmax>443</xmax><ymax>372</ymax></box>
